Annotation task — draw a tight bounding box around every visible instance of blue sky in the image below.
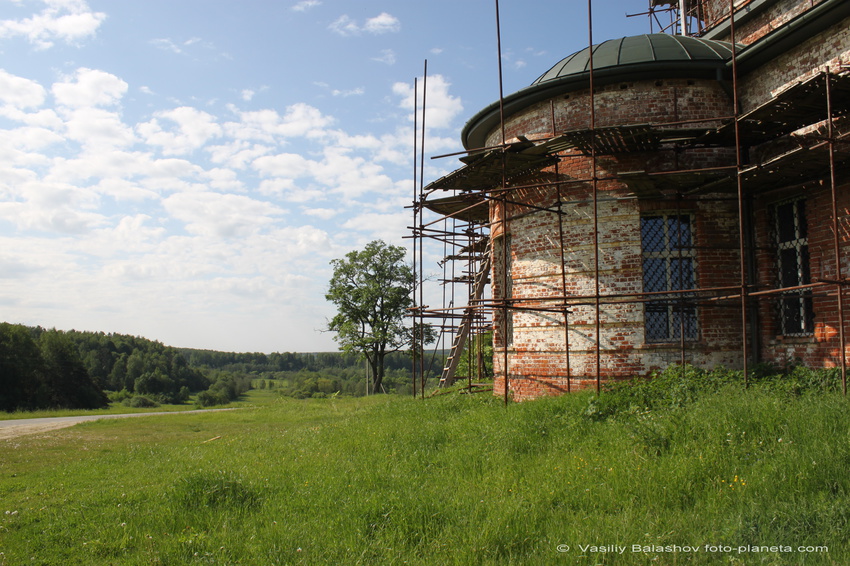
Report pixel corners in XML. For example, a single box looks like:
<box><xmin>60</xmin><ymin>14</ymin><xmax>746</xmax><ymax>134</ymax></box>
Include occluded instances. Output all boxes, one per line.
<box><xmin>0</xmin><ymin>0</ymin><xmax>651</xmax><ymax>353</ymax></box>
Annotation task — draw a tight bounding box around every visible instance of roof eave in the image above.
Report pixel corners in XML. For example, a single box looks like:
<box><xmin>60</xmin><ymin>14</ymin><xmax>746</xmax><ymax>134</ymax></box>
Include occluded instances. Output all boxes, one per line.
<box><xmin>461</xmin><ymin>61</ymin><xmax>729</xmax><ymax>151</ymax></box>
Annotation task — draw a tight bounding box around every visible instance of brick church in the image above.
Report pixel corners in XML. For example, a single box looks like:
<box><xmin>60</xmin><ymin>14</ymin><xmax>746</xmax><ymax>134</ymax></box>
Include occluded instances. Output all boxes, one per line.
<box><xmin>420</xmin><ymin>0</ymin><xmax>850</xmax><ymax>400</ymax></box>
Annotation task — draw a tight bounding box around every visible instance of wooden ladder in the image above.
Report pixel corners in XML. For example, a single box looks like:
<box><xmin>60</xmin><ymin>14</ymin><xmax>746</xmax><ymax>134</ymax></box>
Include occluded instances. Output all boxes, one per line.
<box><xmin>439</xmin><ymin>252</ymin><xmax>491</xmax><ymax>387</ymax></box>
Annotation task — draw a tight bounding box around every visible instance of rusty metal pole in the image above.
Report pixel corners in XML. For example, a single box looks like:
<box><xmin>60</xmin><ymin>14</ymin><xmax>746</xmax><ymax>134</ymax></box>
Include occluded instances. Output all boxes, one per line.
<box><xmin>419</xmin><ymin>62</ymin><xmax>428</xmax><ymax>398</ymax></box>
<box><xmin>729</xmin><ymin>0</ymin><xmax>749</xmax><ymax>387</ymax></box>
<box><xmin>588</xmin><ymin>0</ymin><xmax>601</xmax><ymax>395</ymax></box>
<box><xmin>552</xmin><ymin>101</ymin><xmax>572</xmax><ymax>391</ymax></box>
<box><xmin>495</xmin><ymin>0</ymin><xmax>510</xmax><ymax>405</ymax></box>
<box><xmin>676</xmin><ymin>193</ymin><xmax>686</xmax><ymax>371</ymax></box>
<box><xmin>412</xmin><ymin>76</ymin><xmax>419</xmax><ymax>399</ymax></box>
<box><xmin>825</xmin><ymin>69</ymin><xmax>847</xmax><ymax>396</ymax></box>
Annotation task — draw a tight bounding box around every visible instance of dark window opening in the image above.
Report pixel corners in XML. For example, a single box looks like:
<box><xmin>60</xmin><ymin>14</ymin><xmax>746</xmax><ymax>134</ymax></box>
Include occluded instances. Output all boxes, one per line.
<box><xmin>774</xmin><ymin>198</ymin><xmax>813</xmax><ymax>336</ymax></box>
<box><xmin>641</xmin><ymin>214</ymin><xmax>698</xmax><ymax>342</ymax></box>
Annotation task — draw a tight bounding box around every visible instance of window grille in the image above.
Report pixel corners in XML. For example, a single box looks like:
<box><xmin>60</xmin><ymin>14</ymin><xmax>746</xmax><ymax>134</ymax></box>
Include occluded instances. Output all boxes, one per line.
<box><xmin>773</xmin><ymin>198</ymin><xmax>813</xmax><ymax>336</ymax></box>
<box><xmin>641</xmin><ymin>214</ymin><xmax>698</xmax><ymax>342</ymax></box>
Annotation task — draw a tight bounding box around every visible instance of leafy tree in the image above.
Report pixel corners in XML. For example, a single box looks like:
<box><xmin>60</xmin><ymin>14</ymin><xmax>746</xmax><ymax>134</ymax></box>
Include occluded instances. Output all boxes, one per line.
<box><xmin>0</xmin><ymin>323</ymin><xmax>43</xmax><ymax>411</ymax></box>
<box><xmin>325</xmin><ymin>240</ymin><xmax>424</xmax><ymax>392</ymax></box>
<box><xmin>455</xmin><ymin>331</ymin><xmax>494</xmax><ymax>381</ymax></box>
<box><xmin>37</xmin><ymin>330</ymin><xmax>109</xmax><ymax>409</ymax></box>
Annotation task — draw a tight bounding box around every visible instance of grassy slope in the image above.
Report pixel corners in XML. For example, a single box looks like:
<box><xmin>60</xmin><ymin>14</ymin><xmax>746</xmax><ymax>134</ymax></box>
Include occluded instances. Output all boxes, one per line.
<box><xmin>0</xmin><ymin>387</ymin><xmax>848</xmax><ymax>565</ymax></box>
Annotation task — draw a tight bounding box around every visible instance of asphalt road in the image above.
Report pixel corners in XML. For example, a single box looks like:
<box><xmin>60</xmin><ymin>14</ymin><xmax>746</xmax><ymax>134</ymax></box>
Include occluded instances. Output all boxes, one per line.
<box><xmin>0</xmin><ymin>409</ymin><xmax>236</xmax><ymax>439</ymax></box>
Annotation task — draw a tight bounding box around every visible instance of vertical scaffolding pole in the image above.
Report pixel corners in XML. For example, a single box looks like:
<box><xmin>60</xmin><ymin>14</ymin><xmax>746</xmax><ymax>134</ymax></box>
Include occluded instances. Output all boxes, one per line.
<box><xmin>729</xmin><ymin>0</ymin><xmax>749</xmax><ymax>387</ymax></box>
<box><xmin>552</xmin><ymin>101</ymin><xmax>572</xmax><ymax>391</ymax></box>
<box><xmin>412</xmin><ymin>76</ymin><xmax>419</xmax><ymax>399</ymax></box>
<box><xmin>588</xmin><ymin>0</ymin><xmax>602</xmax><ymax>394</ymax></box>
<box><xmin>419</xmin><ymin>62</ymin><xmax>428</xmax><ymax>398</ymax></box>
<box><xmin>825</xmin><ymin>69</ymin><xmax>847</xmax><ymax>395</ymax></box>
<box><xmin>494</xmin><ymin>0</ymin><xmax>511</xmax><ymax>406</ymax></box>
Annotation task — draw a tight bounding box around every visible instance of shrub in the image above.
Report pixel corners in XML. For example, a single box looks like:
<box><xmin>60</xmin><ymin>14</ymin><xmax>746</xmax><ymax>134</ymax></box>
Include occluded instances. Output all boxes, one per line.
<box><xmin>123</xmin><ymin>395</ymin><xmax>159</xmax><ymax>408</ymax></box>
<box><xmin>107</xmin><ymin>388</ymin><xmax>132</xmax><ymax>403</ymax></box>
<box><xmin>196</xmin><ymin>390</ymin><xmax>230</xmax><ymax>407</ymax></box>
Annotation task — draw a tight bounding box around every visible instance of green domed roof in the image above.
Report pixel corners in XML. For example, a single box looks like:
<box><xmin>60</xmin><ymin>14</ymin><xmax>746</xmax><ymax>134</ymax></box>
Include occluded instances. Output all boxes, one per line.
<box><xmin>462</xmin><ymin>34</ymin><xmax>738</xmax><ymax>150</ymax></box>
<box><xmin>532</xmin><ymin>34</ymin><xmax>736</xmax><ymax>86</ymax></box>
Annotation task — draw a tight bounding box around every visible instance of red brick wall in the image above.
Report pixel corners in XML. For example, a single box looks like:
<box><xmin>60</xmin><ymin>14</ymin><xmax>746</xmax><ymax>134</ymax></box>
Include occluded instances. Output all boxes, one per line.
<box><xmin>484</xmin><ymin>79</ymin><xmax>743</xmax><ymax>401</ymax></box>
<box><xmin>737</xmin><ymin>15</ymin><xmax>850</xmax><ymax>109</ymax></box>
<box><xmin>492</xmin><ymin>79</ymin><xmax>732</xmax><ymax>144</ymax></box>
<box><xmin>752</xmin><ymin>183</ymin><xmax>850</xmax><ymax>369</ymax></box>
<box><xmin>702</xmin><ymin>0</ymin><xmax>827</xmax><ymax>45</ymax></box>
<box><xmin>474</xmin><ymin>4</ymin><xmax>850</xmax><ymax>400</ymax></box>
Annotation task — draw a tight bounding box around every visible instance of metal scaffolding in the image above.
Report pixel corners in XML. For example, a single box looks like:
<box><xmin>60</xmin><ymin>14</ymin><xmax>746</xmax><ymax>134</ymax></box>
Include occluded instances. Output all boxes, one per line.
<box><xmin>410</xmin><ymin>0</ymin><xmax>850</xmax><ymax>399</ymax></box>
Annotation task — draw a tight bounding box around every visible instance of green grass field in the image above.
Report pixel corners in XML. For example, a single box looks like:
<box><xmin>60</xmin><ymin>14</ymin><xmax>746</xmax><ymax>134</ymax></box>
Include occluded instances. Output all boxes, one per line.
<box><xmin>1</xmin><ymin>381</ymin><xmax>848</xmax><ymax>565</ymax></box>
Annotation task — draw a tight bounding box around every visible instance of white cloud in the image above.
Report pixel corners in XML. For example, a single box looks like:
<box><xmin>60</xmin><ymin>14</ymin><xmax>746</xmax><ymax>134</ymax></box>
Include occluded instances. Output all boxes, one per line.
<box><xmin>62</xmin><ymin>107</ymin><xmax>136</xmax><ymax>149</ymax></box>
<box><xmin>150</xmin><ymin>38</ymin><xmax>184</xmax><ymax>54</ymax></box>
<box><xmin>330</xmin><ymin>12</ymin><xmax>400</xmax><ymax>36</ymax></box>
<box><xmin>241</xmin><ymin>89</ymin><xmax>255</xmax><ymax>102</ymax></box>
<box><xmin>49</xmin><ymin>149</ymin><xmax>200</xmax><ymax>186</ymax></box>
<box><xmin>137</xmin><ymin>106</ymin><xmax>223</xmax><ymax>155</ymax></box>
<box><xmin>0</xmin><ymin>178</ymin><xmax>104</xmax><ymax>234</ymax></box>
<box><xmin>252</xmin><ymin>152</ymin><xmax>312</xmax><ymax>179</ymax></box>
<box><xmin>392</xmin><ymin>74</ymin><xmax>463</xmax><ymax>130</ymax></box>
<box><xmin>224</xmin><ymin>102</ymin><xmax>334</xmax><ymax>142</ymax></box>
<box><xmin>332</xmin><ymin>87</ymin><xmax>365</xmax><ymax>97</ymax></box>
<box><xmin>302</xmin><ymin>207</ymin><xmax>338</xmax><ymax>220</ymax></box>
<box><xmin>150</xmin><ymin>36</ymin><xmax>214</xmax><ymax>56</ymax></box>
<box><xmin>206</xmin><ymin>140</ymin><xmax>271</xmax><ymax>169</ymax></box>
<box><xmin>292</xmin><ymin>0</ymin><xmax>321</xmax><ymax>12</ymax></box>
<box><xmin>162</xmin><ymin>192</ymin><xmax>285</xmax><ymax>238</ymax></box>
<box><xmin>311</xmin><ymin>147</ymin><xmax>394</xmax><ymax>199</ymax></box>
<box><xmin>342</xmin><ymin>211</ymin><xmax>409</xmax><ymax>243</ymax></box>
<box><xmin>364</xmin><ymin>13</ymin><xmax>400</xmax><ymax>34</ymax></box>
<box><xmin>372</xmin><ymin>49</ymin><xmax>396</xmax><ymax>65</ymax></box>
<box><xmin>328</xmin><ymin>15</ymin><xmax>359</xmax><ymax>37</ymax></box>
<box><xmin>52</xmin><ymin>68</ymin><xmax>128</xmax><ymax>108</ymax></box>
<box><xmin>0</xmin><ymin>70</ymin><xmax>47</xmax><ymax>109</ymax></box>
<box><xmin>0</xmin><ymin>0</ymin><xmax>106</xmax><ymax>49</ymax></box>
<box><xmin>0</xmin><ymin>125</ymin><xmax>62</xmax><ymax>153</ymax></box>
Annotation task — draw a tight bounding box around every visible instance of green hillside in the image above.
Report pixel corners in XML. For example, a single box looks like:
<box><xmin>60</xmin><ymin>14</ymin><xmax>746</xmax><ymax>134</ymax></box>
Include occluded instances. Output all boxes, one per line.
<box><xmin>1</xmin><ymin>367</ymin><xmax>848</xmax><ymax>565</ymax></box>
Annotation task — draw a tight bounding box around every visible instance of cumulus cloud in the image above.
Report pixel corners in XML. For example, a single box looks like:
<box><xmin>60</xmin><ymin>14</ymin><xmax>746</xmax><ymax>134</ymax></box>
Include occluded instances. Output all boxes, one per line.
<box><xmin>52</xmin><ymin>68</ymin><xmax>128</xmax><ymax>108</ymax></box>
<box><xmin>137</xmin><ymin>106</ymin><xmax>223</xmax><ymax>155</ymax></box>
<box><xmin>364</xmin><ymin>13</ymin><xmax>400</xmax><ymax>34</ymax></box>
<box><xmin>332</xmin><ymin>87</ymin><xmax>365</xmax><ymax>97</ymax></box>
<box><xmin>252</xmin><ymin>152</ymin><xmax>312</xmax><ymax>179</ymax></box>
<box><xmin>342</xmin><ymin>211</ymin><xmax>409</xmax><ymax>243</ymax></box>
<box><xmin>224</xmin><ymin>102</ymin><xmax>334</xmax><ymax>142</ymax></box>
<box><xmin>61</xmin><ymin>107</ymin><xmax>136</xmax><ymax>149</ymax></box>
<box><xmin>206</xmin><ymin>140</ymin><xmax>271</xmax><ymax>169</ymax></box>
<box><xmin>302</xmin><ymin>207</ymin><xmax>338</xmax><ymax>220</ymax></box>
<box><xmin>329</xmin><ymin>12</ymin><xmax>400</xmax><ymax>36</ymax></box>
<box><xmin>0</xmin><ymin>54</ymin><xmax>466</xmax><ymax>351</ymax></box>
<box><xmin>392</xmin><ymin>74</ymin><xmax>463</xmax><ymax>130</ymax></box>
<box><xmin>162</xmin><ymin>192</ymin><xmax>284</xmax><ymax>238</ymax></box>
<box><xmin>0</xmin><ymin>177</ymin><xmax>104</xmax><ymax>234</ymax></box>
<box><xmin>0</xmin><ymin>70</ymin><xmax>47</xmax><ymax>109</ymax></box>
<box><xmin>0</xmin><ymin>0</ymin><xmax>106</xmax><ymax>49</ymax></box>
<box><xmin>372</xmin><ymin>49</ymin><xmax>396</xmax><ymax>65</ymax></box>
<box><xmin>292</xmin><ymin>0</ymin><xmax>321</xmax><ymax>12</ymax></box>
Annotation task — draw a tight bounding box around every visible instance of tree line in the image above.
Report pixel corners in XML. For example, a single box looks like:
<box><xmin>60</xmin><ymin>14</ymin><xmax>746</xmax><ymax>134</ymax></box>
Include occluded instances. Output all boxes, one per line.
<box><xmin>0</xmin><ymin>324</ymin><xmax>234</xmax><ymax>412</ymax></box>
<box><xmin>0</xmin><ymin>322</ymin><xmax>444</xmax><ymax>412</ymax></box>
<box><xmin>180</xmin><ymin>348</ymin><xmax>439</xmax><ymax>398</ymax></box>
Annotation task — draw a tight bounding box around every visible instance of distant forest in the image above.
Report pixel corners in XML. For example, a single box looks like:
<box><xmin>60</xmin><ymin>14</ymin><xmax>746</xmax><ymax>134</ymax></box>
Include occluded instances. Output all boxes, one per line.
<box><xmin>0</xmin><ymin>323</ymin><xmax>442</xmax><ymax>412</ymax></box>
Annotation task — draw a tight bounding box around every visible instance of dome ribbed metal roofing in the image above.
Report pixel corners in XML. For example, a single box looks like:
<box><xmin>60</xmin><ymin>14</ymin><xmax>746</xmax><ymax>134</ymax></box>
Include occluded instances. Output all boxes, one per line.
<box><xmin>532</xmin><ymin>34</ymin><xmax>736</xmax><ymax>86</ymax></box>
<box><xmin>461</xmin><ymin>34</ymin><xmax>739</xmax><ymax>150</ymax></box>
